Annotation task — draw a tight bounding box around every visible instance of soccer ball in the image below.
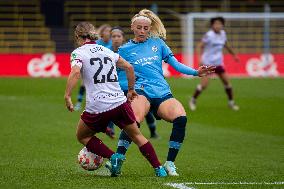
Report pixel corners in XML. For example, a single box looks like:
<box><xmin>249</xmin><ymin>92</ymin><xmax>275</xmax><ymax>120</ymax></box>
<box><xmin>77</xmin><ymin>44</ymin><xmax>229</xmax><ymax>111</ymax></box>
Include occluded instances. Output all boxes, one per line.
<box><xmin>78</xmin><ymin>147</ymin><xmax>104</xmax><ymax>171</ymax></box>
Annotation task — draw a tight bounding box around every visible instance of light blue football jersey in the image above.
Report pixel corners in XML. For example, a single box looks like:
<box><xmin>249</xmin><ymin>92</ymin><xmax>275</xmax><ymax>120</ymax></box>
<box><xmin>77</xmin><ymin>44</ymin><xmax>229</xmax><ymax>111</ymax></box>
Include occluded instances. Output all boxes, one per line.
<box><xmin>118</xmin><ymin>37</ymin><xmax>173</xmax><ymax>98</ymax></box>
<box><xmin>110</xmin><ymin>46</ymin><xmax>129</xmax><ymax>91</ymax></box>
<box><xmin>96</xmin><ymin>39</ymin><xmax>112</xmax><ymax>50</ymax></box>
<box><xmin>116</xmin><ymin>67</ymin><xmax>128</xmax><ymax>91</ymax></box>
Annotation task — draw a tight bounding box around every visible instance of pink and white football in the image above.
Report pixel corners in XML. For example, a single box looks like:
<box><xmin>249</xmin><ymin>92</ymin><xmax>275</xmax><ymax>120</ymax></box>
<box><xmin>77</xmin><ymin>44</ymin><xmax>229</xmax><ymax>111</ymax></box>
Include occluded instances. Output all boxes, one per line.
<box><xmin>78</xmin><ymin>147</ymin><xmax>104</xmax><ymax>171</ymax></box>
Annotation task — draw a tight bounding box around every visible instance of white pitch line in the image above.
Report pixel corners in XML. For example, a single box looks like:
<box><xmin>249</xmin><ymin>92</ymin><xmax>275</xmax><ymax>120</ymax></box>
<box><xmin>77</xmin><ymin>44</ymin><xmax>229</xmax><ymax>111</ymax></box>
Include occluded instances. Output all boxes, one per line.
<box><xmin>184</xmin><ymin>182</ymin><xmax>284</xmax><ymax>185</ymax></box>
<box><xmin>165</xmin><ymin>183</ymin><xmax>195</xmax><ymax>189</ymax></box>
<box><xmin>165</xmin><ymin>182</ymin><xmax>284</xmax><ymax>189</ymax></box>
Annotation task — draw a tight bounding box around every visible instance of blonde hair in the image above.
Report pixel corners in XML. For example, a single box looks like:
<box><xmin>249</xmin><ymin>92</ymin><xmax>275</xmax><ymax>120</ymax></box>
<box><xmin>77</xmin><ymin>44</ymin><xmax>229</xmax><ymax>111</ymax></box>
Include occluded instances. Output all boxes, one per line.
<box><xmin>131</xmin><ymin>9</ymin><xmax>166</xmax><ymax>40</ymax></box>
<box><xmin>74</xmin><ymin>22</ymin><xmax>98</xmax><ymax>41</ymax></box>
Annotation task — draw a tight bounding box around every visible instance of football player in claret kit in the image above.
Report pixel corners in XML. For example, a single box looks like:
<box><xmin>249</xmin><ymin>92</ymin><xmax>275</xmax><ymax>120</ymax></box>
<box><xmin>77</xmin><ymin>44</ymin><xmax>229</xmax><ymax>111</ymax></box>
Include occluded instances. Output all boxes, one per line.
<box><xmin>64</xmin><ymin>22</ymin><xmax>167</xmax><ymax>177</ymax></box>
<box><xmin>74</xmin><ymin>24</ymin><xmax>115</xmax><ymax>138</ymax></box>
<box><xmin>111</xmin><ymin>26</ymin><xmax>159</xmax><ymax>139</ymax></box>
<box><xmin>111</xmin><ymin>9</ymin><xmax>215</xmax><ymax>176</ymax></box>
<box><xmin>74</xmin><ymin>24</ymin><xmax>113</xmax><ymax>112</ymax></box>
<box><xmin>189</xmin><ymin>17</ymin><xmax>240</xmax><ymax>111</ymax></box>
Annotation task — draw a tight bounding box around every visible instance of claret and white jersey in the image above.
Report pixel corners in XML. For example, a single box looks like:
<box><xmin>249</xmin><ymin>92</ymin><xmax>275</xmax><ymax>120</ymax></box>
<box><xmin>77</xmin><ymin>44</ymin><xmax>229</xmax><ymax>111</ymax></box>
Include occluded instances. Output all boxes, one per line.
<box><xmin>70</xmin><ymin>42</ymin><xmax>126</xmax><ymax>114</ymax></box>
<box><xmin>201</xmin><ymin>29</ymin><xmax>227</xmax><ymax>66</ymax></box>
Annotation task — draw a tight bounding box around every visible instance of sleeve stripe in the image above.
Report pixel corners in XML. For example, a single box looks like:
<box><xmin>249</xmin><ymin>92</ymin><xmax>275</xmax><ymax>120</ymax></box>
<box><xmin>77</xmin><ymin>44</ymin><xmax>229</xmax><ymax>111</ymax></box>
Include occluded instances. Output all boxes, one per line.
<box><xmin>163</xmin><ymin>53</ymin><xmax>174</xmax><ymax>62</ymax></box>
<box><xmin>74</xmin><ymin>59</ymin><xmax>83</xmax><ymax>63</ymax></box>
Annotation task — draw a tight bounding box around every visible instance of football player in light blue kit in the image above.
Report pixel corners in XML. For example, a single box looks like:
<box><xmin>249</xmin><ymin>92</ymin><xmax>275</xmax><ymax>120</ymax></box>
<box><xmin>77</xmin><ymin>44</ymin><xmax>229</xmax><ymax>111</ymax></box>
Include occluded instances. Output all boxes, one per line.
<box><xmin>112</xmin><ymin>9</ymin><xmax>215</xmax><ymax>176</ymax></box>
<box><xmin>111</xmin><ymin>26</ymin><xmax>159</xmax><ymax>139</ymax></box>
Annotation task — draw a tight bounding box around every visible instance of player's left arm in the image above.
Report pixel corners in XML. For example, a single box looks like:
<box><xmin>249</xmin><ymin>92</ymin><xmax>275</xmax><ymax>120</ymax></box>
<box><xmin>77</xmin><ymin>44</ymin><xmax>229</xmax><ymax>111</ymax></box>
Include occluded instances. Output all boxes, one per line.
<box><xmin>64</xmin><ymin>65</ymin><xmax>81</xmax><ymax>112</ymax></box>
<box><xmin>161</xmin><ymin>38</ymin><xmax>214</xmax><ymax>76</ymax></box>
<box><xmin>224</xmin><ymin>42</ymin><xmax>240</xmax><ymax>62</ymax></box>
<box><xmin>166</xmin><ymin>55</ymin><xmax>215</xmax><ymax>77</ymax></box>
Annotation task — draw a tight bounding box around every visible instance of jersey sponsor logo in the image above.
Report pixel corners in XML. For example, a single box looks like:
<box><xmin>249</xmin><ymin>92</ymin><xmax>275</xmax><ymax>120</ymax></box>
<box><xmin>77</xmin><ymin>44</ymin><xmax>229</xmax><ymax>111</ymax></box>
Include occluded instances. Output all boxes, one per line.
<box><xmin>152</xmin><ymin>45</ymin><xmax>158</xmax><ymax>52</ymax></box>
<box><xmin>142</xmin><ymin>62</ymin><xmax>152</xmax><ymax>66</ymax></box>
<box><xmin>27</xmin><ymin>53</ymin><xmax>61</xmax><ymax>77</ymax></box>
<box><xmin>134</xmin><ymin>56</ymin><xmax>159</xmax><ymax>65</ymax></box>
<box><xmin>94</xmin><ymin>92</ymin><xmax>123</xmax><ymax>101</ymax></box>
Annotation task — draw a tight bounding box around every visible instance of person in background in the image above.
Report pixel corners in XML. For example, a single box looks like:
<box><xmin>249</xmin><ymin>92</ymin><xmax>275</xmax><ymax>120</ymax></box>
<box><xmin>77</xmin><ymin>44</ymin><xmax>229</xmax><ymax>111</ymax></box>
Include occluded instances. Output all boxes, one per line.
<box><xmin>96</xmin><ymin>24</ymin><xmax>112</xmax><ymax>49</ymax></box>
<box><xmin>189</xmin><ymin>17</ymin><xmax>240</xmax><ymax>111</ymax></box>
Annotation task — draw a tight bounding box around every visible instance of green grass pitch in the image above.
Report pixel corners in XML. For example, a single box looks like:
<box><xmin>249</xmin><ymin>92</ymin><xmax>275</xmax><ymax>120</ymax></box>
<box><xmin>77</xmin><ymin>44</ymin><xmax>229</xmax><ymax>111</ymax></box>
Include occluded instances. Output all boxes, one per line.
<box><xmin>0</xmin><ymin>77</ymin><xmax>283</xmax><ymax>189</ymax></box>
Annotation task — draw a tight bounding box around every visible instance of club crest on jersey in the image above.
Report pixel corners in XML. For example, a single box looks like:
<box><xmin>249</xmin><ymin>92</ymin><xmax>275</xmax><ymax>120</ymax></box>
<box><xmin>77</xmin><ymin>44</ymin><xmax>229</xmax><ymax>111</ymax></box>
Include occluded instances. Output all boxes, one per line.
<box><xmin>152</xmin><ymin>46</ymin><xmax>158</xmax><ymax>52</ymax></box>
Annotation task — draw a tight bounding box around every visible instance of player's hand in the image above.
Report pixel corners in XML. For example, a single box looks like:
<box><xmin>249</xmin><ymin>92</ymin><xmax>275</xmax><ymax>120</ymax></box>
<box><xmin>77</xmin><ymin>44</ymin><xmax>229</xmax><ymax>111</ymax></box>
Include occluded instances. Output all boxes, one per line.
<box><xmin>233</xmin><ymin>55</ymin><xmax>240</xmax><ymax>63</ymax></box>
<box><xmin>64</xmin><ymin>96</ymin><xmax>74</xmax><ymax>112</ymax></box>
<box><xmin>197</xmin><ymin>65</ymin><xmax>216</xmax><ymax>77</ymax></box>
<box><xmin>127</xmin><ymin>89</ymin><xmax>138</xmax><ymax>102</ymax></box>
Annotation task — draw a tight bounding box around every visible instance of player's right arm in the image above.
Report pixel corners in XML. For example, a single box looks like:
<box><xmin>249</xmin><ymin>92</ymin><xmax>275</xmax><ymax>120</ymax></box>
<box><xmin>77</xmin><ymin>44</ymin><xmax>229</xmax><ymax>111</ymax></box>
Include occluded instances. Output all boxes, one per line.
<box><xmin>159</xmin><ymin>38</ymin><xmax>214</xmax><ymax>77</ymax></box>
<box><xmin>64</xmin><ymin>51</ymin><xmax>82</xmax><ymax>112</ymax></box>
<box><xmin>64</xmin><ymin>66</ymin><xmax>81</xmax><ymax>112</ymax></box>
<box><xmin>224</xmin><ymin>42</ymin><xmax>240</xmax><ymax>63</ymax></box>
<box><xmin>116</xmin><ymin>56</ymin><xmax>137</xmax><ymax>101</ymax></box>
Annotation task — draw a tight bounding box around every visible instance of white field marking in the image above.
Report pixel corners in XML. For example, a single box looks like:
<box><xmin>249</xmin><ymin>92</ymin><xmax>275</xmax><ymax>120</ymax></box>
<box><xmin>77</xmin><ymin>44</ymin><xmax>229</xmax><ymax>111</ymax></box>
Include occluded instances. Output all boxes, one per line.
<box><xmin>184</xmin><ymin>182</ymin><xmax>284</xmax><ymax>185</ymax></box>
<box><xmin>94</xmin><ymin>166</ymin><xmax>111</xmax><ymax>176</ymax></box>
<box><xmin>165</xmin><ymin>182</ymin><xmax>284</xmax><ymax>189</ymax></box>
<box><xmin>165</xmin><ymin>183</ymin><xmax>195</xmax><ymax>189</ymax></box>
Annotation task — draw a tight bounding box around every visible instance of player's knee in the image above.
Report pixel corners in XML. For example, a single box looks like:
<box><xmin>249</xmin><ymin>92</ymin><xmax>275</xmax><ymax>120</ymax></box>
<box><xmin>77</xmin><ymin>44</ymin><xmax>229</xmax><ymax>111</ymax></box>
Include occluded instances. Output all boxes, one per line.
<box><xmin>76</xmin><ymin>133</ymin><xmax>83</xmax><ymax>144</ymax></box>
<box><xmin>201</xmin><ymin>85</ymin><xmax>208</xmax><ymax>90</ymax></box>
<box><xmin>135</xmin><ymin>115</ymin><xmax>144</xmax><ymax>123</ymax></box>
<box><xmin>168</xmin><ymin>104</ymin><xmax>186</xmax><ymax>121</ymax></box>
<box><xmin>77</xmin><ymin>137</ymin><xmax>86</xmax><ymax>145</ymax></box>
<box><xmin>197</xmin><ymin>84</ymin><xmax>207</xmax><ymax>91</ymax></box>
<box><xmin>76</xmin><ymin>131</ymin><xmax>87</xmax><ymax>144</ymax></box>
<box><xmin>197</xmin><ymin>84</ymin><xmax>202</xmax><ymax>91</ymax></box>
